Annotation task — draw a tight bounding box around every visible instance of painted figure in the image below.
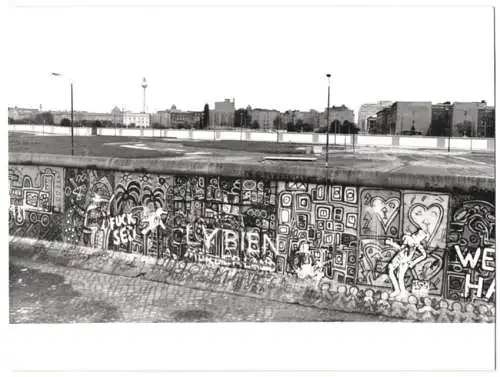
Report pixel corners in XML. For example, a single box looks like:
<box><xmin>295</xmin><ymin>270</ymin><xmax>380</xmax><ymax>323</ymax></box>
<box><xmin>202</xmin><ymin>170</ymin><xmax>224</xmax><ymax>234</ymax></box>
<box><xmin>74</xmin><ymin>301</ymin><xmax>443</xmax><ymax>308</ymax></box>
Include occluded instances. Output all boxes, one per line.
<box><xmin>296</xmin><ymin>242</ymin><xmax>323</xmax><ymax>280</ymax></box>
<box><xmin>418</xmin><ymin>297</ymin><xmax>438</xmax><ymax>322</ymax></box>
<box><xmin>449</xmin><ymin>302</ymin><xmax>465</xmax><ymax>323</ymax></box>
<box><xmin>385</xmin><ymin>229</ymin><xmax>429</xmax><ymax>298</ymax></box>
<box><xmin>363</xmin><ymin>289</ymin><xmax>375</xmax><ymax>312</ymax></box>
<box><xmin>436</xmin><ymin>300</ymin><xmax>451</xmax><ymax>323</ymax></box>
<box><xmin>406</xmin><ymin>295</ymin><xmax>419</xmax><ymax>321</ymax></box>
<box><xmin>376</xmin><ymin>291</ymin><xmax>392</xmax><ymax>316</ymax></box>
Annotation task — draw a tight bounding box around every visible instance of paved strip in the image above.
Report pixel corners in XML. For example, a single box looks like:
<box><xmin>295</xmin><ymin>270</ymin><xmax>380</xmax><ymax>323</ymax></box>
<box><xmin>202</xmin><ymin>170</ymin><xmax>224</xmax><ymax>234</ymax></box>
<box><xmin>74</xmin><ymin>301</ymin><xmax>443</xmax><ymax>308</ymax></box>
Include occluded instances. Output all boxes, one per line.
<box><xmin>10</xmin><ymin>258</ymin><xmax>397</xmax><ymax>323</ymax></box>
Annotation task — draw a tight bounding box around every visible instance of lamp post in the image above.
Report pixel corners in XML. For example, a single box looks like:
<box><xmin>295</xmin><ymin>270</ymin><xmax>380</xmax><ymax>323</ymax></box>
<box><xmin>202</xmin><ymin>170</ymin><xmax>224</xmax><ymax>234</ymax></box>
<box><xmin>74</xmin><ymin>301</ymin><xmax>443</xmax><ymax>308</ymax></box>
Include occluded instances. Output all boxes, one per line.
<box><xmin>51</xmin><ymin>72</ymin><xmax>74</xmax><ymax>156</ymax></box>
<box><xmin>447</xmin><ymin>108</ymin><xmax>452</xmax><ymax>152</ymax></box>
<box><xmin>325</xmin><ymin>74</ymin><xmax>331</xmax><ymax>167</ymax></box>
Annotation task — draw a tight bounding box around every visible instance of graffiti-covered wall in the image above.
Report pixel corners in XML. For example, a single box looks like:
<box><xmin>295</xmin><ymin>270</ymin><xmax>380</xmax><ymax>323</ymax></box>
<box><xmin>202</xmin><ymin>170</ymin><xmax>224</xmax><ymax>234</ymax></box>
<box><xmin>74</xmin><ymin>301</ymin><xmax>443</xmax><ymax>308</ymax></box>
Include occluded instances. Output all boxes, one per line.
<box><xmin>9</xmin><ymin>165</ymin><xmax>496</xmax><ymax>306</ymax></box>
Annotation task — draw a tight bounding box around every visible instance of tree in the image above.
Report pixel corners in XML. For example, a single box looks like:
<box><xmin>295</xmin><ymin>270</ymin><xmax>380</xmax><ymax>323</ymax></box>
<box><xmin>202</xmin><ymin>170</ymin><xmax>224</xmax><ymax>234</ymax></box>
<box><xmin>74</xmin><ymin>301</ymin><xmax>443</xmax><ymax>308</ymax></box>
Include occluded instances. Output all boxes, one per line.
<box><xmin>234</xmin><ymin>109</ymin><xmax>246</xmax><ymax>128</ymax></box>
<box><xmin>456</xmin><ymin>121</ymin><xmax>473</xmax><ymax>137</ymax></box>
<box><xmin>338</xmin><ymin>120</ymin><xmax>357</xmax><ymax>134</ymax></box>
<box><xmin>296</xmin><ymin>119</ymin><xmax>304</xmax><ymax>132</ymax></box>
<box><xmin>34</xmin><ymin>112</ymin><xmax>54</xmax><ymax>125</ymax></box>
<box><xmin>250</xmin><ymin>120</ymin><xmax>260</xmax><ymax>129</ymax></box>
<box><xmin>92</xmin><ymin>120</ymin><xmax>102</xmax><ymax>128</ymax></box>
<box><xmin>286</xmin><ymin>121</ymin><xmax>297</xmax><ymax>132</ymax></box>
<box><xmin>152</xmin><ymin>122</ymin><xmax>165</xmax><ymax>129</ymax></box>
<box><xmin>273</xmin><ymin>115</ymin><xmax>282</xmax><ymax>130</ymax></box>
<box><xmin>202</xmin><ymin>104</ymin><xmax>209</xmax><ymax>129</ymax></box>
<box><xmin>427</xmin><ymin>116</ymin><xmax>448</xmax><ymax>137</ymax></box>
<box><xmin>329</xmin><ymin>119</ymin><xmax>341</xmax><ymax>133</ymax></box>
<box><xmin>60</xmin><ymin>118</ymin><xmax>71</xmax><ymax>127</ymax></box>
<box><xmin>303</xmin><ymin>123</ymin><xmax>314</xmax><ymax>132</ymax></box>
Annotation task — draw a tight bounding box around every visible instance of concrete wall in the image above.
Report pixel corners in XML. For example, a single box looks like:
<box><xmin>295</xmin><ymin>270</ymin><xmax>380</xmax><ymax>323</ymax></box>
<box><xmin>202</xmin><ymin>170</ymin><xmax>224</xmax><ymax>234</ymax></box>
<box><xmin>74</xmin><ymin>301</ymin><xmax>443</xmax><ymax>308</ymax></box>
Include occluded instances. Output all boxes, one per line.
<box><xmin>8</xmin><ymin>124</ymin><xmax>493</xmax><ymax>151</ymax></box>
<box><xmin>8</xmin><ymin>155</ymin><xmax>496</xmax><ymax>321</ymax></box>
<box><xmin>9</xmin><ymin>124</ymin><xmax>494</xmax><ymax>152</ymax></box>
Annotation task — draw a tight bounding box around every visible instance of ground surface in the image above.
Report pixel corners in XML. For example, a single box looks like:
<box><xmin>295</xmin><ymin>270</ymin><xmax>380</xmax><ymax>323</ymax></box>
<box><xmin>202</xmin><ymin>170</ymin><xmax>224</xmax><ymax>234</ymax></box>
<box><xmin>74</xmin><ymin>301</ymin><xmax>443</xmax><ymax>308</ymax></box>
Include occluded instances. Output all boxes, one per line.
<box><xmin>9</xmin><ymin>131</ymin><xmax>494</xmax><ymax>178</ymax></box>
<box><xmin>9</xmin><ymin>258</ymin><xmax>398</xmax><ymax>323</ymax></box>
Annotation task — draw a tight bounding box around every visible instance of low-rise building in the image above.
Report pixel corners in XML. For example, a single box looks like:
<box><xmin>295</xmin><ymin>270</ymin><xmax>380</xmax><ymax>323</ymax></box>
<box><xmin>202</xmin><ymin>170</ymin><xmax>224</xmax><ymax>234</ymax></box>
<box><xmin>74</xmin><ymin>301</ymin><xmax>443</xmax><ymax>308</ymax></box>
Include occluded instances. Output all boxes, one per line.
<box><xmin>249</xmin><ymin>108</ymin><xmax>281</xmax><ymax>130</ymax></box>
<box><xmin>123</xmin><ymin>112</ymin><xmax>150</xmax><ymax>128</ymax></box>
<box><xmin>374</xmin><ymin>102</ymin><xmax>432</xmax><ymax>135</ymax></box>
<box><xmin>477</xmin><ymin>105</ymin><xmax>495</xmax><ymax>137</ymax></box>
<box><xmin>319</xmin><ymin>105</ymin><xmax>355</xmax><ymax>128</ymax></box>
<box><xmin>8</xmin><ymin>107</ymin><xmax>40</xmax><ymax>121</ymax></box>
<box><xmin>170</xmin><ymin>111</ymin><xmax>202</xmax><ymax>129</ymax></box>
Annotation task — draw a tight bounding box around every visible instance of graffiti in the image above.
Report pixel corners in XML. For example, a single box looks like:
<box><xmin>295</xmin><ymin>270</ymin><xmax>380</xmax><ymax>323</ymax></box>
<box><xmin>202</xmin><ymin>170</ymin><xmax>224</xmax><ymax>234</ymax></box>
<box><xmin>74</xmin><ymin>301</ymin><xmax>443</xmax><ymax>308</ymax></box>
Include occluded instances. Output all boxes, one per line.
<box><xmin>9</xmin><ymin>166</ymin><xmax>64</xmax><ymax>225</ymax></box>
<box><xmin>63</xmin><ymin>169</ymin><xmax>114</xmax><ymax>249</ymax></box>
<box><xmin>402</xmin><ymin>192</ymin><xmax>449</xmax><ymax>249</ymax></box>
<box><xmin>109</xmin><ymin>213</ymin><xmax>138</xmax><ymax>246</ymax></box>
<box><xmin>8</xmin><ymin>163</ymin><xmax>497</xmax><ymax>314</ymax></box>
<box><xmin>277</xmin><ymin>182</ymin><xmax>358</xmax><ymax>284</ymax></box>
<box><xmin>357</xmin><ymin>189</ymin><xmax>448</xmax><ymax>298</ymax></box>
<box><xmin>9</xmin><ymin>166</ymin><xmax>65</xmax><ymax>240</ymax></box>
<box><xmin>360</xmin><ymin>189</ymin><xmax>401</xmax><ymax>237</ymax></box>
<box><xmin>446</xmin><ymin>200</ymin><xmax>495</xmax><ymax>302</ymax></box>
<box><xmin>385</xmin><ymin>230</ymin><xmax>429</xmax><ymax>298</ymax></box>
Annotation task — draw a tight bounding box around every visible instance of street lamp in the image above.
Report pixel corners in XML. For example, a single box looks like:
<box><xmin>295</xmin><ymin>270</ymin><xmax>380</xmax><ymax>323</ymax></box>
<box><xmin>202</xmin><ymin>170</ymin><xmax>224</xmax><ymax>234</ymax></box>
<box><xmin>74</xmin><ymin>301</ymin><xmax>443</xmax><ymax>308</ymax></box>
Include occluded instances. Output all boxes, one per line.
<box><xmin>325</xmin><ymin>74</ymin><xmax>331</xmax><ymax>167</ymax></box>
<box><xmin>51</xmin><ymin>72</ymin><xmax>74</xmax><ymax>156</ymax></box>
<box><xmin>447</xmin><ymin>108</ymin><xmax>452</xmax><ymax>152</ymax></box>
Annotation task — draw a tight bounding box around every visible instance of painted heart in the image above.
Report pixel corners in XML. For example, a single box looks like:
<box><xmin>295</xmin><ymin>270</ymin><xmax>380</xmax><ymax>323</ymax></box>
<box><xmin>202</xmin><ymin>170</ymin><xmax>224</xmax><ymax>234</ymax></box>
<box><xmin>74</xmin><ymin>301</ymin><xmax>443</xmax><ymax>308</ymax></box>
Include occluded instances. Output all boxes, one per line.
<box><xmin>360</xmin><ymin>242</ymin><xmax>397</xmax><ymax>287</ymax></box>
<box><xmin>371</xmin><ymin>197</ymin><xmax>400</xmax><ymax>233</ymax></box>
<box><xmin>408</xmin><ymin>204</ymin><xmax>444</xmax><ymax>244</ymax></box>
<box><xmin>411</xmin><ymin>253</ymin><xmax>443</xmax><ymax>282</ymax></box>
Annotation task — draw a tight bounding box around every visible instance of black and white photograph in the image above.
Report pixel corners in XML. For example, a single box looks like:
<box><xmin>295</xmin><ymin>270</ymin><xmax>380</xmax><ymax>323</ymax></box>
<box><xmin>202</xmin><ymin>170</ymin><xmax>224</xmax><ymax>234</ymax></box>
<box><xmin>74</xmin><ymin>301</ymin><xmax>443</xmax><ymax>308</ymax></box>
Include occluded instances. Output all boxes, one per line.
<box><xmin>4</xmin><ymin>0</ymin><xmax>497</xmax><ymax>374</ymax></box>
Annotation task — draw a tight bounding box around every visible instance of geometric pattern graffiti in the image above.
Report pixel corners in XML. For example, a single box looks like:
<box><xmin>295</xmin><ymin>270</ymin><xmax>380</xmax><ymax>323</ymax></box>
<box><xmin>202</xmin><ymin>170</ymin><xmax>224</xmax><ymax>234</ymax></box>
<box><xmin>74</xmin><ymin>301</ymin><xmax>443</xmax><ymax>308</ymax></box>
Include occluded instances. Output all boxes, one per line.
<box><xmin>9</xmin><ymin>165</ymin><xmax>64</xmax><ymax>240</ymax></box>
<box><xmin>276</xmin><ymin>182</ymin><xmax>358</xmax><ymax>284</ymax></box>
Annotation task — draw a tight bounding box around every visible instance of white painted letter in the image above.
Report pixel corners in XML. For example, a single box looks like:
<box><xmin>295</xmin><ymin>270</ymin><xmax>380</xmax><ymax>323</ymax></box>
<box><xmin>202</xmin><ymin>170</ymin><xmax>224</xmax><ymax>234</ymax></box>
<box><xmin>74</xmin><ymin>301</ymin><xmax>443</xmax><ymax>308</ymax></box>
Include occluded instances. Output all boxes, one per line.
<box><xmin>485</xmin><ymin>278</ymin><xmax>496</xmax><ymax>300</ymax></box>
<box><xmin>262</xmin><ymin>234</ymin><xmax>277</xmax><ymax>256</ymax></box>
<box><xmin>481</xmin><ymin>247</ymin><xmax>495</xmax><ymax>272</ymax></box>
<box><xmin>246</xmin><ymin>232</ymin><xmax>260</xmax><ymax>254</ymax></box>
<box><xmin>464</xmin><ymin>273</ymin><xmax>484</xmax><ymax>299</ymax></box>
<box><xmin>223</xmin><ymin>229</ymin><xmax>238</xmax><ymax>251</ymax></box>
<box><xmin>455</xmin><ymin>245</ymin><xmax>482</xmax><ymax>269</ymax></box>
<box><xmin>202</xmin><ymin>225</ymin><xmax>219</xmax><ymax>251</ymax></box>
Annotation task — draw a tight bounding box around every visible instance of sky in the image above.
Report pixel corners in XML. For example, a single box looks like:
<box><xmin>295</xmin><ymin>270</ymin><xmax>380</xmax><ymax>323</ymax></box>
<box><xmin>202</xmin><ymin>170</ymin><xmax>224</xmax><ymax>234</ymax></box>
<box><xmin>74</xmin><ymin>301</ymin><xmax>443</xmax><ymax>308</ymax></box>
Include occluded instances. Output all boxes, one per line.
<box><xmin>6</xmin><ymin>6</ymin><xmax>495</xmax><ymax>119</ymax></box>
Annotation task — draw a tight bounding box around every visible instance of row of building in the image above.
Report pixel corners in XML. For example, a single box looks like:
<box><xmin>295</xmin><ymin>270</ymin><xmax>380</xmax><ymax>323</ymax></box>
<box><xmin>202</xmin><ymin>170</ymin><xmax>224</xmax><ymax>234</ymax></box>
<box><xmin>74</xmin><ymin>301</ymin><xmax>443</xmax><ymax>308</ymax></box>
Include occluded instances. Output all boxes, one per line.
<box><xmin>8</xmin><ymin>99</ymin><xmax>356</xmax><ymax>131</ymax></box>
<box><xmin>358</xmin><ymin>101</ymin><xmax>495</xmax><ymax>137</ymax></box>
<box><xmin>9</xmin><ymin>99</ymin><xmax>495</xmax><ymax>136</ymax></box>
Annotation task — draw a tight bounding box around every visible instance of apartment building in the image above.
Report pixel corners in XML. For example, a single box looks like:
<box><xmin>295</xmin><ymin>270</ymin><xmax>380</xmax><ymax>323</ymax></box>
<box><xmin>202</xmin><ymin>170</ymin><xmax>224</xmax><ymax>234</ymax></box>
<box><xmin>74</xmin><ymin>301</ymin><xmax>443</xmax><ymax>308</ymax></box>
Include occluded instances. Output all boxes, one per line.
<box><xmin>211</xmin><ymin>98</ymin><xmax>235</xmax><ymax>128</ymax></box>
<box><xmin>357</xmin><ymin>101</ymin><xmax>393</xmax><ymax>133</ymax></box>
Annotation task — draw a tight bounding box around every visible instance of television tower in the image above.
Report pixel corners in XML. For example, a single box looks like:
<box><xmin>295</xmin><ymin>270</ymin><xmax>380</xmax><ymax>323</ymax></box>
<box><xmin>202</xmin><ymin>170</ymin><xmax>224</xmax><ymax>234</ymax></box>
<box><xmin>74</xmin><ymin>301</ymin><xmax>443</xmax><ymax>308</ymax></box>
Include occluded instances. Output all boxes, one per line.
<box><xmin>141</xmin><ymin>77</ymin><xmax>148</xmax><ymax>113</ymax></box>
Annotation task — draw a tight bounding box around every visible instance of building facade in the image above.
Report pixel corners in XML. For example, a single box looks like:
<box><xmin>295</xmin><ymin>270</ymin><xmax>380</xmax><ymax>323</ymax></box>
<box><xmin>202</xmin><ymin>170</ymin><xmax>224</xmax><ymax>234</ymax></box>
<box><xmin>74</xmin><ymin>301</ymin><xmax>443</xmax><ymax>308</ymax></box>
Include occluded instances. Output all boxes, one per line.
<box><xmin>123</xmin><ymin>112</ymin><xmax>150</xmax><ymax>128</ymax></box>
<box><xmin>450</xmin><ymin>102</ymin><xmax>488</xmax><ymax>137</ymax></box>
<box><xmin>51</xmin><ymin>107</ymin><xmax>123</xmax><ymax>125</ymax></box>
<box><xmin>249</xmin><ymin>108</ymin><xmax>281</xmax><ymax>130</ymax></box>
<box><xmin>8</xmin><ymin>107</ymin><xmax>40</xmax><ymax>121</ymax></box>
<box><xmin>319</xmin><ymin>105</ymin><xmax>355</xmax><ymax>128</ymax></box>
<box><xmin>170</xmin><ymin>111</ymin><xmax>202</xmax><ymax>128</ymax></box>
<box><xmin>374</xmin><ymin>102</ymin><xmax>432</xmax><ymax>135</ymax></box>
<box><xmin>151</xmin><ymin>109</ymin><xmax>172</xmax><ymax>128</ymax></box>
<box><xmin>477</xmin><ymin>105</ymin><xmax>495</xmax><ymax>137</ymax></box>
<box><xmin>211</xmin><ymin>98</ymin><xmax>235</xmax><ymax>128</ymax></box>
<box><xmin>357</xmin><ymin>101</ymin><xmax>393</xmax><ymax>133</ymax></box>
